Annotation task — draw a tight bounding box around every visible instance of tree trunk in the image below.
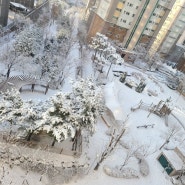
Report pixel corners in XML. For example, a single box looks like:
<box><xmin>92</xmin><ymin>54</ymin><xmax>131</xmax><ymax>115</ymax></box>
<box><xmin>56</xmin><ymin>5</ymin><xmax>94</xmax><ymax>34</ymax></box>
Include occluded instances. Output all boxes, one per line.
<box><xmin>45</xmin><ymin>85</ymin><xmax>49</xmax><ymax>94</ymax></box>
<box><xmin>94</xmin><ymin>163</ymin><xmax>100</xmax><ymax>171</ymax></box>
<box><xmin>27</xmin><ymin>131</ymin><xmax>34</xmax><ymax>141</ymax></box>
<box><xmin>106</xmin><ymin>63</ymin><xmax>113</xmax><ymax>78</ymax></box>
<box><xmin>51</xmin><ymin>138</ymin><xmax>56</xmax><ymax>147</ymax></box>
<box><xmin>159</xmin><ymin>139</ymin><xmax>169</xmax><ymax>150</ymax></box>
<box><xmin>93</xmin><ymin>50</ymin><xmax>97</xmax><ymax>63</ymax></box>
<box><xmin>6</xmin><ymin>68</ymin><xmax>11</xmax><ymax>79</ymax></box>
<box><xmin>31</xmin><ymin>84</ymin><xmax>35</xmax><ymax>92</ymax></box>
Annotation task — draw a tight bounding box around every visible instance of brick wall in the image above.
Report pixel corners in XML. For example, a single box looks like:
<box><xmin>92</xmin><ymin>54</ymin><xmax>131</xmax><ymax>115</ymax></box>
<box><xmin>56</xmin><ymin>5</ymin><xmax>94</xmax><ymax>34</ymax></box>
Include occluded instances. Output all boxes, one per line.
<box><xmin>87</xmin><ymin>12</ymin><xmax>127</xmax><ymax>43</ymax></box>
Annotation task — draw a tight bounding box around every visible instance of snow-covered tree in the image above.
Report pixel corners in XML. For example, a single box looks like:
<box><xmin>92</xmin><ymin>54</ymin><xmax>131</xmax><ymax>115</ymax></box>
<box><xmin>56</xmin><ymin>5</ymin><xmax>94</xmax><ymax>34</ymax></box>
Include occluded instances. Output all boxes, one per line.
<box><xmin>0</xmin><ymin>44</ymin><xmax>19</xmax><ymax>78</ymax></box>
<box><xmin>159</xmin><ymin>124</ymin><xmax>181</xmax><ymax>150</ymax></box>
<box><xmin>78</xmin><ymin>20</ymin><xmax>87</xmax><ymax>57</ymax></box>
<box><xmin>44</xmin><ymin>37</ymin><xmax>59</xmax><ymax>55</ymax></box>
<box><xmin>89</xmin><ymin>32</ymin><xmax>109</xmax><ymax>62</ymax></box>
<box><xmin>18</xmin><ymin>100</ymin><xmax>47</xmax><ymax>141</ymax></box>
<box><xmin>70</xmin><ymin>78</ymin><xmax>105</xmax><ymax>133</ymax></box>
<box><xmin>49</xmin><ymin>0</ymin><xmax>69</xmax><ymax>22</ymax></box>
<box><xmin>130</xmin><ymin>43</ymin><xmax>163</xmax><ymax>70</ymax></box>
<box><xmin>14</xmin><ymin>26</ymin><xmax>44</xmax><ymax>57</ymax></box>
<box><xmin>42</xmin><ymin>92</ymin><xmax>78</xmax><ymax>146</ymax></box>
<box><xmin>0</xmin><ymin>89</ymin><xmax>23</xmax><ymax>135</ymax></box>
<box><xmin>34</xmin><ymin>54</ymin><xmax>50</xmax><ymax>78</ymax></box>
<box><xmin>34</xmin><ymin>53</ymin><xmax>65</xmax><ymax>88</ymax></box>
<box><xmin>17</xmin><ymin>55</ymin><xmax>40</xmax><ymax>76</ymax></box>
<box><xmin>106</xmin><ymin>52</ymin><xmax>124</xmax><ymax>77</ymax></box>
<box><xmin>36</xmin><ymin>8</ymin><xmax>51</xmax><ymax>28</ymax></box>
<box><xmin>14</xmin><ymin>14</ymin><xmax>32</xmax><ymax>29</ymax></box>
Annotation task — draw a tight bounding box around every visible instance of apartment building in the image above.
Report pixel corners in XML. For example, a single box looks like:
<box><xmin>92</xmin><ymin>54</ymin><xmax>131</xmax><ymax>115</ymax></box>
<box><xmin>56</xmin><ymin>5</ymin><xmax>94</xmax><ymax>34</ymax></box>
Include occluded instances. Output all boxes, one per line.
<box><xmin>86</xmin><ymin>0</ymin><xmax>185</xmax><ymax>57</ymax></box>
<box><xmin>0</xmin><ymin>0</ymin><xmax>10</xmax><ymax>27</ymax></box>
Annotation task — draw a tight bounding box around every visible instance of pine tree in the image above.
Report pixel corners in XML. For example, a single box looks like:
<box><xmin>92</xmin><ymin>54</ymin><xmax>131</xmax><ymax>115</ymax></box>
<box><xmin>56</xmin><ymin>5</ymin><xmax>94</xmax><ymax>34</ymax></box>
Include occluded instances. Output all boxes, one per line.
<box><xmin>0</xmin><ymin>89</ymin><xmax>23</xmax><ymax>135</ymax></box>
<box><xmin>70</xmin><ymin>78</ymin><xmax>105</xmax><ymax>133</ymax></box>
<box><xmin>42</xmin><ymin>92</ymin><xmax>77</xmax><ymax>145</ymax></box>
<box><xmin>14</xmin><ymin>26</ymin><xmax>44</xmax><ymax>57</ymax></box>
<box><xmin>18</xmin><ymin>100</ymin><xmax>46</xmax><ymax>141</ymax></box>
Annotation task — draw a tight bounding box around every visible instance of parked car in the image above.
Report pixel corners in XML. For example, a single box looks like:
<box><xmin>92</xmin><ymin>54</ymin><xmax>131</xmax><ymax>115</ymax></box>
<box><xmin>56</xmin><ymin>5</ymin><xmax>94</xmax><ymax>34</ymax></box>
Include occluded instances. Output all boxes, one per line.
<box><xmin>9</xmin><ymin>2</ymin><xmax>29</xmax><ymax>14</ymax></box>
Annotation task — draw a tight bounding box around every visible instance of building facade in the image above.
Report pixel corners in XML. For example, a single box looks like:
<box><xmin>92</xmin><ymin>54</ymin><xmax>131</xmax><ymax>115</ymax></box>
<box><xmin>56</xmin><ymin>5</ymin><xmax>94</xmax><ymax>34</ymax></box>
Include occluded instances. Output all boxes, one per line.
<box><xmin>0</xmin><ymin>0</ymin><xmax>10</xmax><ymax>27</ymax></box>
<box><xmin>86</xmin><ymin>0</ymin><xmax>185</xmax><ymax>57</ymax></box>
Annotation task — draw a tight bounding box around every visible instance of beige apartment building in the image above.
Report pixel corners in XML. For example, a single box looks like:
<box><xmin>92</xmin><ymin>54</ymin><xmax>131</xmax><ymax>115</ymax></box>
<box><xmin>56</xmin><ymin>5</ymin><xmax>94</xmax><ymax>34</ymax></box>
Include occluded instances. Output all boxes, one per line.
<box><xmin>86</xmin><ymin>0</ymin><xmax>185</xmax><ymax>57</ymax></box>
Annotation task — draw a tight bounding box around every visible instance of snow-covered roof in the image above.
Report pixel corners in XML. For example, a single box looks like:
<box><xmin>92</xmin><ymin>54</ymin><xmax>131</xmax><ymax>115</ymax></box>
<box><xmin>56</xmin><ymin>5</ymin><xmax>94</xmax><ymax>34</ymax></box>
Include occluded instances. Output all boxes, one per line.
<box><xmin>163</xmin><ymin>150</ymin><xmax>184</xmax><ymax>170</ymax></box>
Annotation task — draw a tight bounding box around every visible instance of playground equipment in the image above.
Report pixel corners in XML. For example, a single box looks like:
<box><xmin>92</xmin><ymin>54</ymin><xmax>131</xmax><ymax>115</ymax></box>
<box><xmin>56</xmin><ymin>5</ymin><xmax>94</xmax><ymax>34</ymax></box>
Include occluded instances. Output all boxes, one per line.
<box><xmin>135</xmin><ymin>81</ymin><xmax>146</xmax><ymax>93</ymax></box>
<box><xmin>119</xmin><ymin>72</ymin><xmax>127</xmax><ymax>83</ymax></box>
<box><xmin>137</xmin><ymin>124</ymin><xmax>155</xmax><ymax>128</ymax></box>
<box><xmin>131</xmin><ymin>99</ymin><xmax>185</xmax><ymax>130</ymax></box>
<box><xmin>131</xmin><ymin>99</ymin><xmax>171</xmax><ymax>117</ymax></box>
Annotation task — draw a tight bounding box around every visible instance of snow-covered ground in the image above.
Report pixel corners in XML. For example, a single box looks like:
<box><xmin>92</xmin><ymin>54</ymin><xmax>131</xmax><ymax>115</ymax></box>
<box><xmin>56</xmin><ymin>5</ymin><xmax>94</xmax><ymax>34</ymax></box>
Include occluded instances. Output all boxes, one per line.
<box><xmin>0</xmin><ymin>1</ymin><xmax>185</xmax><ymax>185</ymax></box>
<box><xmin>66</xmin><ymin>63</ymin><xmax>185</xmax><ymax>185</ymax></box>
<box><xmin>1</xmin><ymin>60</ymin><xmax>184</xmax><ymax>185</ymax></box>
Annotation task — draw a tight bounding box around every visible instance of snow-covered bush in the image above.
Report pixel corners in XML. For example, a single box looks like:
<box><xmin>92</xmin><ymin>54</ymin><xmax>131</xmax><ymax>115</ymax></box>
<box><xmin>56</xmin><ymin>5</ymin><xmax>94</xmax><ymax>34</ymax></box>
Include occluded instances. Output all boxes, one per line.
<box><xmin>0</xmin><ymin>89</ymin><xmax>23</xmax><ymax>130</ymax></box>
<box><xmin>57</xmin><ymin>28</ymin><xmax>70</xmax><ymax>41</ymax></box>
<box><xmin>103</xmin><ymin>165</ymin><xmax>139</xmax><ymax>178</ymax></box>
<box><xmin>14</xmin><ymin>26</ymin><xmax>44</xmax><ymax>57</ymax></box>
<box><xmin>44</xmin><ymin>37</ymin><xmax>59</xmax><ymax>55</ymax></box>
<box><xmin>139</xmin><ymin>159</ymin><xmax>150</xmax><ymax>176</ymax></box>
<box><xmin>17</xmin><ymin>100</ymin><xmax>47</xmax><ymax>141</ymax></box>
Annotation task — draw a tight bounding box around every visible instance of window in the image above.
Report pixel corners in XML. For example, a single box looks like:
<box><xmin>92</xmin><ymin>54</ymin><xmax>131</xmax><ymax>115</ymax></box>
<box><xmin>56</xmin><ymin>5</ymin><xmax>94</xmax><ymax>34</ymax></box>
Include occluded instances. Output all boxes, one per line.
<box><xmin>132</xmin><ymin>14</ymin><xmax>135</xmax><ymax>17</ymax></box>
<box><xmin>116</xmin><ymin>8</ymin><xmax>122</xmax><ymax>12</ymax></box>
<box><xmin>112</xmin><ymin>16</ymin><xmax>118</xmax><ymax>20</ymax></box>
<box><xmin>107</xmin><ymin>31</ymin><xmax>112</xmax><ymax>35</ymax></box>
<box><xmin>116</xmin><ymin>35</ymin><xmax>120</xmax><ymax>39</ymax></box>
<box><xmin>123</xmin><ymin>20</ymin><xmax>126</xmax><ymax>23</ymax></box>
<box><xmin>124</xmin><ymin>11</ymin><xmax>130</xmax><ymax>15</ymax></box>
<box><xmin>127</xmin><ymin>2</ymin><xmax>133</xmax><ymax>7</ymax></box>
<box><xmin>136</xmin><ymin>6</ymin><xmax>139</xmax><ymax>9</ymax></box>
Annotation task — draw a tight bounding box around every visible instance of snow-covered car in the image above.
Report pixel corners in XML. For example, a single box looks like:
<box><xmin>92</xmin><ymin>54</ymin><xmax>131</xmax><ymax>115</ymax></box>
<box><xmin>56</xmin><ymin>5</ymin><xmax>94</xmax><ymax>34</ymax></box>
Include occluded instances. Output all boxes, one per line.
<box><xmin>9</xmin><ymin>2</ymin><xmax>29</xmax><ymax>14</ymax></box>
<box><xmin>167</xmin><ymin>83</ymin><xmax>178</xmax><ymax>90</ymax></box>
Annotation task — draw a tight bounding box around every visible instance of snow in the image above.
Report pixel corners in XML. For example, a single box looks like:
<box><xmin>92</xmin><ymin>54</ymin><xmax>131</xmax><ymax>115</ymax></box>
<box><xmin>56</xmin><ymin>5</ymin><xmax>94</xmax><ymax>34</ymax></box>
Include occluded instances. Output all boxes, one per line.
<box><xmin>0</xmin><ymin>1</ymin><xmax>185</xmax><ymax>185</ymax></box>
<box><xmin>104</xmin><ymin>82</ymin><xmax>126</xmax><ymax>121</ymax></box>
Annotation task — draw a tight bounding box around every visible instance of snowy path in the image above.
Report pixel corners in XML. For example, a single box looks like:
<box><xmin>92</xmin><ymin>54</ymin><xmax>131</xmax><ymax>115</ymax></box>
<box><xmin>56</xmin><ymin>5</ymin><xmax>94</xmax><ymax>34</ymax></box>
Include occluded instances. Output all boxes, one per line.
<box><xmin>62</xmin><ymin>12</ymin><xmax>81</xmax><ymax>91</ymax></box>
